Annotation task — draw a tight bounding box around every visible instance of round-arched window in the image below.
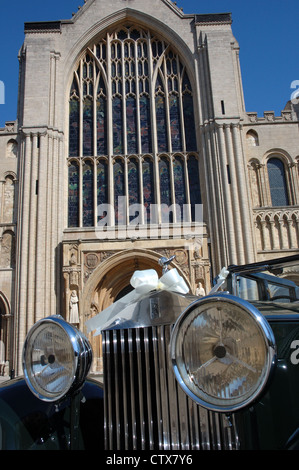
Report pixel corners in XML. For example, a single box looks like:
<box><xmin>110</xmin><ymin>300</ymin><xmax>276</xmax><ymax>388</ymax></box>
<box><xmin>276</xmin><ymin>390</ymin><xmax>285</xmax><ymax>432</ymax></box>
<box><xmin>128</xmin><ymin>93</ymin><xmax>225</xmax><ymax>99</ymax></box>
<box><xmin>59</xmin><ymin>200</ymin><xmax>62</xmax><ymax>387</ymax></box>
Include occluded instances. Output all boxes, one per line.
<box><xmin>267</xmin><ymin>158</ymin><xmax>289</xmax><ymax>207</ymax></box>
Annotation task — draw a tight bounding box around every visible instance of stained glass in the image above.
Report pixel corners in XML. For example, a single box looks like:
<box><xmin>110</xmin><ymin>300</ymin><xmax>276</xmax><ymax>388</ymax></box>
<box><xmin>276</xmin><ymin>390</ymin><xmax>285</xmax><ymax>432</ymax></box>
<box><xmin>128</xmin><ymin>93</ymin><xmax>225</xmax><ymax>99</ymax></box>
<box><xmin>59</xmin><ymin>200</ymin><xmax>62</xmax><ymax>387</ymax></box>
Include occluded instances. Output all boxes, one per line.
<box><xmin>128</xmin><ymin>159</ymin><xmax>140</xmax><ymax>220</ymax></box>
<box><xmin>126</xmin><ymin>96</ymin><xmax>138</xmax><ymax>155</ymax></box>
<box><xmin>69</xmin><ymin>99</ymin><xmax>79</xmax><ymax>157</ymax></box>
<box><xmin>83</xmin><ymin>160</ymin><xmax>94</xmax><ymax>227</ymax></box>
<box><xmin>188</xmin><ymin>156</ymin><xmax>202</xmax><ymax>221</ymax></box>
<box><xmin>68</xmin><ymin>161</ymin><xmax>79</xmax><ymax>227</ymax></box>
<box><xmin>143</xmin><ymin>157</ymin><xmax>154</xmax><ymax>222</ymax></box>
<box><xmin>173</xmin><ymin>156</ymin><xmax>186</xmax><ymax>213</ymax></box>
<box><xmin>152</xmin><ymin>41</ymin><xmax>163</xmax><ymax>59</ymax></box>
<box><xmin>83</xmin><ymin>98</ymin><xmax>93</xmax><ymax>156</ymax></box>
<box><xmin>111</xmin><ymin>42</ymin><xmax>121</xmax><ymax>60</ymax></box>
<box><xmin>114</xmin><ymin>158</ymin><xmax>125</xmax><ymax>224</ymax></box>
<box><xmin>130</xmin><ymin>29</ymin><xmax>140</xmax><ymax>41</ymax></box>
<box><xmin>113</xmin><ymin>97</ymin><xmax>123</xmax><ymax>154</ymax></box>
<box><xmin>68</xmin><ymin>28</ymin><xmax>199</xmax><ymax>229</ymax></box>
<box><xmin>156</xmin><ymin>93</ymin><xmax>168</xmax><ymax>152</ymax></box>
<box><xmin>267</xmin><ymin>158</ymin><xmax>289</xmax><ymax>206</ymax></box>
<box><xmin>159</xmin><ymin>157</ymin><xmax>172</xmax><ymax>222</ymax></box>
<box><xmin>97</xmin><ymin>160</ymin><xmax>108</xmax><ymax>221</ymax></box>
<box><xmin>118</xmin><ymin>30</ymin><xmax>127</xmax><ymax>40</ymax></box>
<box><xmin>140</xmin><ymin>95</ymin><xmax>152</xmax><ymax>153</ymax></box>
<box><xmin>97</xmin><ymin>160</ymin><xmax>108</xmax><ymax>205</ymax></box>
<box><xmin>169</xmin><ymin>94</ymin><xmax>182</xmax><ymax>152</ymax></box>
<box><xmin>97</xmin><ymin>92</ymin><xmax>107</xmax><ymax>155</ymax></box>
<box><xmin>182</xmin><ymin>73</ymin><xmax>197</xmax><ymax>151</ymax></box>
<box><xmin>137</xmin><ymin>41</ymin><xmax>147</xmax><ymax>58</ymax></box>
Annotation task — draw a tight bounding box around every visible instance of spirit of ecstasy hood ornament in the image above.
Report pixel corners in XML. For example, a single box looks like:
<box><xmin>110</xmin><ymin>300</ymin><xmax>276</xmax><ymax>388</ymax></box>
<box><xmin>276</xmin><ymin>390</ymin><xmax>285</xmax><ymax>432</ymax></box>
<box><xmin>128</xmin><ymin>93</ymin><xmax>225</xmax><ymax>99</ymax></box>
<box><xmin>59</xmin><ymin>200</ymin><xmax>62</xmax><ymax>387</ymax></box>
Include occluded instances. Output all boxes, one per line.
<box><xmin>158</xmin><ymin>255</ymin><xmax>176</xmax><ymax>274</ymax></box>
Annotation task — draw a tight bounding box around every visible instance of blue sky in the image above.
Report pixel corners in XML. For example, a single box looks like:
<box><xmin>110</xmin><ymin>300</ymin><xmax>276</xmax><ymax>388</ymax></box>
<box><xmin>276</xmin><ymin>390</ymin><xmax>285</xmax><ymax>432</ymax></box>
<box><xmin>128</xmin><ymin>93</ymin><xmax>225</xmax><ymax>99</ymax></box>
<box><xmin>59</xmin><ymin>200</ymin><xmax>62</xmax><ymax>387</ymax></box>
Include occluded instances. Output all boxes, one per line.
<box><xmin>0</xmin><ymin>0</ymin><xmax>298</xmax><ymax>127</ymax></box>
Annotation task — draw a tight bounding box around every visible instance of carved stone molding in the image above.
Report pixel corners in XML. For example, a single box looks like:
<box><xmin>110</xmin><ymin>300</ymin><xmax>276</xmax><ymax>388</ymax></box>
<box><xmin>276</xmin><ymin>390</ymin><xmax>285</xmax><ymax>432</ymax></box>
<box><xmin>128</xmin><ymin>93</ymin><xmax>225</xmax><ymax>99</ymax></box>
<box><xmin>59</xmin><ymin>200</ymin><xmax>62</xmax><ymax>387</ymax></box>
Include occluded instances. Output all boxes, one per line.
<box><xmin>83</xmin><ymin>250</ymin><xmax>117</xmax><ymax>282</ymax></box>
<box><xmin>192</xmin><ymin>261</ymin><xmax>205</xmax><ymax>282</ymax></box>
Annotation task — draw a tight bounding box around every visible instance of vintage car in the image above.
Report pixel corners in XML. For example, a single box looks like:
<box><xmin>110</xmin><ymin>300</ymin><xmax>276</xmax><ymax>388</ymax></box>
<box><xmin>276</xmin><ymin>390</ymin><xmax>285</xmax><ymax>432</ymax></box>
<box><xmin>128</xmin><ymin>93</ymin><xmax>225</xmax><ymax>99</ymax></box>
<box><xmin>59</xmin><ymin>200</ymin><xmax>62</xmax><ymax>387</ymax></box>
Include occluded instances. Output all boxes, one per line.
<box><xmin>1</xmin><ymin>254</ymin><xmax>299</xmax><ymax>451</ymax></box>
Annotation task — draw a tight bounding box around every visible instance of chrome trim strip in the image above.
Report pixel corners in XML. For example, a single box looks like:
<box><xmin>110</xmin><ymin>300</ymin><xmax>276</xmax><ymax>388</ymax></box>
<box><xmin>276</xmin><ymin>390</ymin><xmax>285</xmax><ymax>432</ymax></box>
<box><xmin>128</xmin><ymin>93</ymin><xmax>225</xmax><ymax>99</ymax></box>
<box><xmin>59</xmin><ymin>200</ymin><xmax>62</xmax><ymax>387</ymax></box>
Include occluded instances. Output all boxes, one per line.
<box><xmin>120</xmin><ymin>330</ymin><xmax>129</xmax><ymax>449</ymax></box>
<box><xmin>266</xmin><ymin>314</ymin><xmax>299</xmax><ymax>322</ymax></box>
<box><xmin>144</xmin><ymin>328</ymin><xmax>155</xmax><ymax>449</ymax></box>
<box><xmin>158</xmin><ymin>326</ymin><xmax>171</xmax><ymax>449</ymax></box>
<box><xmin>188</xmin><ymin>399</ymin><xmax>200</xmax><ymax>450</ymax></box>
<box><xmin>198</xmin><ymin>406</ymin><xmax>210</xmax><ymax>449</ymax></box>
<box><xmin>152</xmin><ymin>326</ymin><xmax>163</xmax><ymax>449</ymax></box>
<box><xmin>163</xmin><ymin>326</ymin><xmax>180</xmax><ymax>450</ymax></box>
<box><xmin>113</xmin><ymin>330</ymin><xmax>121</xmax><ymax>449</ymax></box>
<box><xmin>128</xmin><ymin>329</ymin><xmax>137</xmax><ymax>450</ymax></box>
<box><xmin>102</xmin><ymin>332</ymin><xmax>111</xmax><ymax>449</ymax></box>
<box><xmin>136</xmin><ymin>329</ymin><xmax>146</xmax><ymax>449</ymax></box>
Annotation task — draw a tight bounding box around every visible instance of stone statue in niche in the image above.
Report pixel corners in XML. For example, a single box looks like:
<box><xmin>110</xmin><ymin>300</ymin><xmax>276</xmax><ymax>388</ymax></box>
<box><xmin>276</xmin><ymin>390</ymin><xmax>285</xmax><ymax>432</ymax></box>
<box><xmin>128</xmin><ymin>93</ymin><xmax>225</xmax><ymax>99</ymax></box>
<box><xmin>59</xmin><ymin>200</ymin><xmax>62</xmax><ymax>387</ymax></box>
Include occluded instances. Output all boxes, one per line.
<box><xmin>69</xmin><ymin>290</ymin><xmax>79</xmax><ymax>325</ymax></box>
<box><xmin>6</xmin><ymin>140</ymin><xmax>17</xmax><ymax>158</ymax></box>
<box><xmin>69</xmin><ymin>251</ymin><xmax>79</xmax><ymax>287</ymax></box>
<box><xmin>70</xmin><ymin>252</ymin><xmax>77</xmax><ymax>266</ymax></box>
<box><xmin>196</xmin><ymin>282</ymin><xmax>206</xmax><ymax>297</ymax></box>
<box><xmin>193</xmin><ymin>242</ymin><xmax>202</xmax><ymax>260</ymax></box>
<box><xmin>0</xmin><ymin>231</ymin><xmax>15</xmax><ymax>268</ymax></box>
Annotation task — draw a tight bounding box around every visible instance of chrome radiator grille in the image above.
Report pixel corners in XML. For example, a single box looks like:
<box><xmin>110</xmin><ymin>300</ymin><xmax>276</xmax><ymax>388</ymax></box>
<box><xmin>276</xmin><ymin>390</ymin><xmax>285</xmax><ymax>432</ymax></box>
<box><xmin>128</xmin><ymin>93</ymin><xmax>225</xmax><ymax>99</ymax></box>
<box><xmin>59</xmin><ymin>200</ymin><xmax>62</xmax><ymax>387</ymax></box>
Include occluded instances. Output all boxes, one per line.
<box><xmin>102</xmin><ymin>326</ymin><xmax>240</xmax><ymax>450</ymax></box>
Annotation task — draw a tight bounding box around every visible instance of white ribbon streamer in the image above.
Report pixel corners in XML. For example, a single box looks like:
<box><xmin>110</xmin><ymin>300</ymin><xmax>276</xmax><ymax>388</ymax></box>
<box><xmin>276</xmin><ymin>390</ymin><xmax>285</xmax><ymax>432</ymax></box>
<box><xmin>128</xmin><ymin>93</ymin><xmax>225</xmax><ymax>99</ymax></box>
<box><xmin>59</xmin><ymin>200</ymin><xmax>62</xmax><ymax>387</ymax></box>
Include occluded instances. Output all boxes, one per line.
<box><xmin>209</xmin><ymin>267</ymin><xmax>229</xmax><ymax>294</ymax></box>
<box><xmin>85</xmin><ymin>268</ymin><xmax>189</xmax><ymax>335</ymax></box>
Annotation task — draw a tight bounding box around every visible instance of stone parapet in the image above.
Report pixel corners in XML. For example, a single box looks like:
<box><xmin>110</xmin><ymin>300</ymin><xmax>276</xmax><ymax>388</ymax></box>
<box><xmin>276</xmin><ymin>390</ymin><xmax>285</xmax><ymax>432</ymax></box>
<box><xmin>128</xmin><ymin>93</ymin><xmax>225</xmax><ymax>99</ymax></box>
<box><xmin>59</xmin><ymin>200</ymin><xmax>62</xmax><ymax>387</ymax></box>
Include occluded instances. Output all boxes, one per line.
<box><xmin>0</xmin><ymin>121</ymin><xmax>17</xmax><ymax>135</ymax></box>
<box><xmin>246</xmin><ymin>110</ymin><xmax>297</xmax><ymax>124</ymax></box>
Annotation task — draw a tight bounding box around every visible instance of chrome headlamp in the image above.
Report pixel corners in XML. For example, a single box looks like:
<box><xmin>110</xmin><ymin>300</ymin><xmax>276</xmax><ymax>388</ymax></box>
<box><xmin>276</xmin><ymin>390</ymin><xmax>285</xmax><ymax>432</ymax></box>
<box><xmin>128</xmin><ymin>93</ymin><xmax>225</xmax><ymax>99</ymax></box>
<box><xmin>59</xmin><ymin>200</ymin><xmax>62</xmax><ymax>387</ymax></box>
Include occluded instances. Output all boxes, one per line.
<box><xmin>22</xmin><ymin>316</ymin><xmax>92</xmax><ymax>402</ymax></box>
<box><xmin>170</xmin><ymin>294</ymin><xmax>276</xmax><ymax>412</ymax></box>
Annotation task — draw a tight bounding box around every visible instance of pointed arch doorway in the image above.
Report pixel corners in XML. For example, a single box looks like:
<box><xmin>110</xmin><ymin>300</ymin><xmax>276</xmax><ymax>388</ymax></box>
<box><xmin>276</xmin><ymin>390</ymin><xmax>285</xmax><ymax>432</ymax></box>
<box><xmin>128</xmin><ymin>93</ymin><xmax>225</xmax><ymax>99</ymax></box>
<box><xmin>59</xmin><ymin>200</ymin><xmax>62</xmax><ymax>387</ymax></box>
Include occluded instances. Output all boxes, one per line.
<box><xmin>82</xmin><ymin>249</ymin><xmax>190</xmax><ymax>374</ymax></box>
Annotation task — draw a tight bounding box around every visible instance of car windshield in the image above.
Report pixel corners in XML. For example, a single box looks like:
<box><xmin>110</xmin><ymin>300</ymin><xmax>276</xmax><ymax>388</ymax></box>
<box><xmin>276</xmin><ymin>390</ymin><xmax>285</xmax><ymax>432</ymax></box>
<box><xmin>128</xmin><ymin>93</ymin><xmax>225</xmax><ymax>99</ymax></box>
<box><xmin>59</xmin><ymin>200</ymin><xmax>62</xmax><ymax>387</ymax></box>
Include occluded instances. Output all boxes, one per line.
<box><xmin>213</xmin><ymin>255</ymin><xmax>299</xmax><ymax>305</ymax></box>
<box><xmin>234</xmin><ymin>272</ymin><xmax>299</xmax><ymax>303</ymax></box>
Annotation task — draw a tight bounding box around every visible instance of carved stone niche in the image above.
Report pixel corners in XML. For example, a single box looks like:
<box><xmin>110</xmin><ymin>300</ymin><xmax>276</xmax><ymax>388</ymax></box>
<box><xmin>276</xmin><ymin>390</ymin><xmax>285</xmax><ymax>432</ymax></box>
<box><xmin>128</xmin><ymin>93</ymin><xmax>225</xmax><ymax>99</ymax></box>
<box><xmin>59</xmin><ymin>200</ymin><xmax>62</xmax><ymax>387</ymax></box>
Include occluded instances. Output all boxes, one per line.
<box><xmin>192</xmin><ymin>261</ymin><xmax>207</xmax><ymax>296</ymax></box>
<box><xmin>63</xmin><ymin>245</ymin><xmax>81</xmax><ymax>289</ymax></box>
<box><xmin>192</xmin><ymin>261</ymin><xmax>205</xmax><ymax>282</ymax></box>
<box><xmin>0</xmin><ymin>230</ymin><xmax>15</xmax><ymax>269</ymax></box>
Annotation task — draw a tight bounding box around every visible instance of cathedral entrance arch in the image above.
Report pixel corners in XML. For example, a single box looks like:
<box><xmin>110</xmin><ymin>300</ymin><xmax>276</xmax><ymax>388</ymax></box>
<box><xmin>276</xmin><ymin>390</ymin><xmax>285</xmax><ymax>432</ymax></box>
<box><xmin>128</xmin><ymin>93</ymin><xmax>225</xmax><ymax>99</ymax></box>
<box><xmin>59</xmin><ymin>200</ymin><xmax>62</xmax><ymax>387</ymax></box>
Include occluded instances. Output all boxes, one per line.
<box><xmin>82</xmin><ymin>249</ymin><xmax>190</xmax><ymax>373</ymax></box>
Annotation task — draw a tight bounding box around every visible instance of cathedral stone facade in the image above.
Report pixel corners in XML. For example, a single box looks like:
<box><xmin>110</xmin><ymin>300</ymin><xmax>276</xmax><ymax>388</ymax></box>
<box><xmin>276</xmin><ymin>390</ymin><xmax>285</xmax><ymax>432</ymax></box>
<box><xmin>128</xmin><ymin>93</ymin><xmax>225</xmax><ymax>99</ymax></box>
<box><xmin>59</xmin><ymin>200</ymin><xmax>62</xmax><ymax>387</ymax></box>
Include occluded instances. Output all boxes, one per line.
<box><xmin>0</xmin><ymin>0</ymin><xmax>298</xmax><ymax>376</ymax></box>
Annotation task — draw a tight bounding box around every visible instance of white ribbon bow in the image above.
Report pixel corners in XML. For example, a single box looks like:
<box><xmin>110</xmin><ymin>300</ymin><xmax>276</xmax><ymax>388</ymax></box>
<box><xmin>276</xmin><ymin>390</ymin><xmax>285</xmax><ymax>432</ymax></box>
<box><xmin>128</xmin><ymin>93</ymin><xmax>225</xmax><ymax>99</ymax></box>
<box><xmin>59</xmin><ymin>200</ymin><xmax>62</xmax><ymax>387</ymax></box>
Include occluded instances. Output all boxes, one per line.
<box><xmin>85</xmin><ymin>268</ymin><xmax>189</xmax><ymax>336</ymax></box>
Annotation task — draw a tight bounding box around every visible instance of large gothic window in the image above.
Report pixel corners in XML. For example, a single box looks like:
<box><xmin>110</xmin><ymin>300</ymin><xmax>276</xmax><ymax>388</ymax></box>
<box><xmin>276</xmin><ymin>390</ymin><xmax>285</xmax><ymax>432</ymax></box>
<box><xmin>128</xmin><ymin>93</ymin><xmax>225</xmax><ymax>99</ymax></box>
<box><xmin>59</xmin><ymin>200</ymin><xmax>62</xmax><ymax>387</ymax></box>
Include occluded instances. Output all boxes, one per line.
<box><xmin>68</xmin><ymin>25</ymin><xmax>201</xmax><ymax>228</ymax></box>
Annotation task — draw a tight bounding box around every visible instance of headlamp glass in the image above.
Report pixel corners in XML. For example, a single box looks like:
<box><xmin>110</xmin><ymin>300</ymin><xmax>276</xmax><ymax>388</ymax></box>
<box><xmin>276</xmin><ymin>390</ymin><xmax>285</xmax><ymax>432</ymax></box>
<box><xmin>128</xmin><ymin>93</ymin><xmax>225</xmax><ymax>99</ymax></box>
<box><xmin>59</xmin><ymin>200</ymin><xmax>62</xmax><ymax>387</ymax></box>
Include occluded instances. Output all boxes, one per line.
<box><xmin>170</xmin><ymin>295</ymin><xmax>276</xmax><ymax>412</ymax></box>
<box><xmin>23</xmin><ymin>316</ymin><xmax>92</xmax><ymax>402</ymax></box>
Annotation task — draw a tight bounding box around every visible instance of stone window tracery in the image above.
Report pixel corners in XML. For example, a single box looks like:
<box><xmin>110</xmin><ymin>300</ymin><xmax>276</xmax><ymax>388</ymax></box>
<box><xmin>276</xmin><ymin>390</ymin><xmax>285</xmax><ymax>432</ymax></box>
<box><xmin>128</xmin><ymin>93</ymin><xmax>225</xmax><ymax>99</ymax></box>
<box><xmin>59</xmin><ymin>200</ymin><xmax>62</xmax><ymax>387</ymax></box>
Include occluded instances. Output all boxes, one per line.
<box><xmin>68</xmin><ymin>25</ymin><xmax>201</xmax><ymax>228</ymax></box>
